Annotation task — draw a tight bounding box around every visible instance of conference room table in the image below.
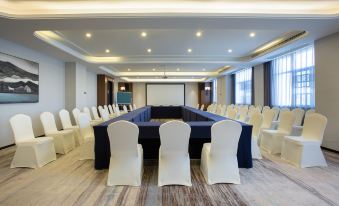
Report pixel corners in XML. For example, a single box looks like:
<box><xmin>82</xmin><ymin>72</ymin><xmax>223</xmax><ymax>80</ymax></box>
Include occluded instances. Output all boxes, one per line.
<box><xmin>93</xmin><ymin>106</ymin><xmax>253</xmax><ymax>170</ymax></box>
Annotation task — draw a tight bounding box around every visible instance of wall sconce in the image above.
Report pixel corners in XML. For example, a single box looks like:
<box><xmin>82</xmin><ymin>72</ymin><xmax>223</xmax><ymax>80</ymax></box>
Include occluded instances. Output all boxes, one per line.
<box><xmin>120</xmin><ymin>86</ymin><xmax>126</xmax><ymax>91</ymax></box>
<box><xmin>205</xmin><ymin>86</ymin><xmax>211</xmax><ymax>91</ymax></box>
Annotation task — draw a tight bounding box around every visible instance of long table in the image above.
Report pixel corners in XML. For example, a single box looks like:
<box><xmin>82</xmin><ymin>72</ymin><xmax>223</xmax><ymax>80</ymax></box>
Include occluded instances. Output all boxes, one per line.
<box><xmin>93</xmin><ymin>106</ymin><xmax>253</xmax><ymax>170</ymax></box>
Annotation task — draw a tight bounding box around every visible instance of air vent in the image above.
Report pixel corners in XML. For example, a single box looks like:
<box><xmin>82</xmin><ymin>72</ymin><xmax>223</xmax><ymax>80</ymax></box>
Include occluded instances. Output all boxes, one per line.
<box><xmin>249</xmin><ymin>31</ymin><xmax>308</xmax><ymax>59</ymax></box>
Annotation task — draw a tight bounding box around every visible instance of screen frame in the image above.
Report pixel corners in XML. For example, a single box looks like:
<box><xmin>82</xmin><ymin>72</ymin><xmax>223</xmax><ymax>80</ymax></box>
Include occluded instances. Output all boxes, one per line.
<box><xmin>145</xmin><ymin>83</ymin><xmax>186</xmax><ymax>106</ymax></box>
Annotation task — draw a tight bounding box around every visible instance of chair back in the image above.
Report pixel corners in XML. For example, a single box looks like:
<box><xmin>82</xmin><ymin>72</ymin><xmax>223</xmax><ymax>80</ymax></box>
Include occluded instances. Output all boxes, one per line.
<box><xmin>99</xmin><ymin>107</ymin><xmax>110</xmax><ymax>121</ymax></box>
<box><xmin>272</xmin><ymin>107</ymin><xmax>280</xmax><ymax>121</ymax></box>
<box><xmin>59</xmin><ymin>109</ymin><xmax>73</xmax><ymax>129</ymax></box>
<box><xmin>278</xmin><ymin>107</ymin><xmax>290</xmax><ymax>120</ymax></box>
<box><xmin>196</xmin><ymin>104</ymin><xmax>199</xmax><ymax>109</ymax></box>
<box><xmin>91</xmin><ymin>107</ymin><xmax>100</xmax><ymax>120</ymax></box>
<box><xmin>108</xmin><ymin>105</ymin><xmax>114</xmax><ymax>115</ymax></box>
<box><xmin>159</xmin><ymin>120</ymin><xmax>191</xmax><ymax>155</ymax></box>
<box><xmin>255</xmin><ymin>105</ymin><xmax>262</xmax><ymax>112</ymax></box>
<box><xmin>200</xmin><ymin>104</ymin><xmax>204</xmax><ymax>111</ymax></box>
<box><xmin>10</xmin><ymin>114</ymin><xmax>35</xmax><ymax>143</ymax></box>
<box><xmin>249</xmin><ymin>113</ymin><xmax>263</xmax><ymax>137</ymax></box>
<box><xmin>302</xmin><ymin>113</ymin><xmax>327</xmax><ymax>142</ymax></box>
<box><xmin>292</xmin><ymin>108</ymin><xmax>305</xmax><ymax>126</ymax></box>
<box><xmin>210</xmin><ymin>120</ymin><xmax>242</xmax><ymax>156</ymax></box>
<box><xmin>237</xmin><ymin>107</ymin><xmax>248</xmax><ymax>121</ymax></box>
<box><xmin>123</xmin><ymin>105</ymin><xmax>128</xmax><ymax>113</ymax></box>
<box><xmin>129</xmin><ymin>104</ymin><xmax>133</xmax><ymax>111</ymax></box>
<box><xmin>103</xmin><ymin>105</ymin><xmax>110</xmax><ymax>114</ymax></box>
<box><xmin>262</xmin><ymin>109</ymin><xmax>275</xmax><ymax>129</ymax></box>
<box><xmin>115</xmin><ymin>105</ymin><xmax>121</xmax><ymax>116</ymax></box>
<box><xmin>107</xmin><ymin>120</ymin><xmax>139</xmax><ymax>156</ymax></box>
<box><xmin>218</xmin><ymin>106</ymin><xmax>226</xmax><ymax>116</ymax></box>
<box><xmin>262</xmin><ymin>106</ymin><xmax>270</xmax><ymax>114</ymax></box>
<box><xmin>133</xmin><ymin>104</ymin><xmax>137</xmax><ymax>110</ymax></box>
<box><xmin>277</xmin><ymin>111</ymin><xmax>295</xmax><ymax>134</ymax></box>
<box><xmin>83</xmin><ymin>107</ymin><xmax>93</xmax><ymax>120</ymax></box>
<box><xmin>226</xmin><ymin>108</ymin><xmax>237</xmax><ymax>119</ymax></box>
<box><xmin>305</xmin><ymin>109</ymin><xmax>315</xmax><ymax>117</ymax></box>
<box><xmin>78</xmin><ymin>113</ymin><xmax>94</xmax><ymax>139</ymax></box>
<box><xmin>72</xmin><ymin>108</ymin><xmax>81</xmax><ymax>125</ymax></box>
<box><xmin>40</xmin><ymin>112</ymin><xmax>58</xmax><ymax>134</ymax></box>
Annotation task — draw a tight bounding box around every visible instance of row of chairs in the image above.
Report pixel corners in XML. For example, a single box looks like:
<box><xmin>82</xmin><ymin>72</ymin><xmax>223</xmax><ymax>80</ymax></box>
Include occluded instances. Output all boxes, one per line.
<box><xmin>9</xmin><ymin>104</ymin><xmax>137</xmax><ymax>169</ymax></box>
<box><xmin>204</xmin><ymin>103</ymin><xmax>328</xmax><ymax>168</ymax></box>
<box><xmin>106</xmin><ymin>119</ymin><xmax>243</xmax><ymax>186</ymax></box>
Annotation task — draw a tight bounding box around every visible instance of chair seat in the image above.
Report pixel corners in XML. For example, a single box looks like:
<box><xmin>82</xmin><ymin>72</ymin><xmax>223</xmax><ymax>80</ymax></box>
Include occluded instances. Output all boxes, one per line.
<box><xmin>284</xmin><ymin>136</ymin><xmax>321</xmax><ymax>146</ymax></box>
<box><xmin>262</xmin><ymin>129</ymin><xmax>288</xmax><ymax>136</ymax></box>
<box><xmin>17</xmin><ymin>136</ymin><xmax>54</xmax><ymax>146</ymax></box>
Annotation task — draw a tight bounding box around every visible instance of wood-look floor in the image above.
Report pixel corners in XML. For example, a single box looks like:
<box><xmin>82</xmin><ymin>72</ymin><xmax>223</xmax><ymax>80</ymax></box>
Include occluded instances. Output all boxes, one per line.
<box><xmin>0</xmin><ymin>146</ymin><xmax>339</xmax><ymax>206</ymax></box>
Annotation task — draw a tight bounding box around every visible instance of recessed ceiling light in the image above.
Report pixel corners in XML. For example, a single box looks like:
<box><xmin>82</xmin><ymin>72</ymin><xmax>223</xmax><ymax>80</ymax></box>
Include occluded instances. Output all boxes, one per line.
<box><xmin>147</xmin><ymin>48</ymin><xmax>152</xmax><ymax>53</ymax></box>
<box><xmin>187</xmin><ymin>48</ymin><xmax>192</xmax><ymax>53</ymax></box>
<box><xmin>177</xmin><ymin>68</ymin><xmax>180</xmax><ymax>71</ymax></box>
<box><xmin>202</xmin><ymin>68</ymin><xmax>206</xmax><ymax>71</ymax></box>
<box><xmin>105</xmin><ymin>49</ymin><xmax>110</xmax><ymax>53</ymax></box>
<box><xmin>196</xmin><ymin>31</ymin><xmax>202</xmax><ymax>37</ymax></box>
<box><xmin>152</xmin><ymin>68</ymin><xmax>156</xmax><ymax>71</ymax></box>
<box><xmin>85</xmin><ymin>33</ymin><xmax>92</xmax><ymax>38</ymax></box>
<box><xmin>127</xmin><ymin>68</ymin><xmax>131</xmax><ymax>71</ymax></box>
<box><xmin>228</xmin><ymin>49</ymin><xmax>233</xmax><ymax>53</ymax></box>
<box><xmin>250</xmin><ymin>32</ymin><xmax>256</xmax><ymax>37</ymax></box>
<box><xmin>141</xmin><ymin>32</ymin><xmax>147</xmax><ymax>37</ymax></box>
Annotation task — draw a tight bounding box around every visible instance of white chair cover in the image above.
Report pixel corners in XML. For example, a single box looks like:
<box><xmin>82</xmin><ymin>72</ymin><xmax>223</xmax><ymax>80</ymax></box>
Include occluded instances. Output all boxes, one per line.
<box><xmin>249</xmin><ymin>113</ymin><xmax>263</xmax><ymax>159</ymax></box>
<box><xmin>10</xmin><ymin>114</ymin><xmax>56</xmax><ymax>168</ymax></box>
<box><xmin>200</xmin><ymin>120</ymin><xmax>242</xmax><ymax>184</ymax></box>
<box><xmin>108</xmin><ymin>105</ymin><xmax>114</xmax><ymax>115</ymax></box>
<box><xmin>129</xmin><ymin>104</ymin><xmax>133</xmax><ymax>111</ymax></box>
<box><xmin>292</xmin><ymin>108</ymin><xmax>305</xmax><ymax>126</ymax></box>
<box><xmin>271</xmin><ymin>108</ymin><xmax>290</xmax><ymax>129</ymax></box>
<box><xmin>196</xmin><ymin>104</ymin><xmax>200</xmax><ymax>109</ymax></box>
<box><xmin>271</xmin><ymin>107</ymin><xmax>280</xmax><ymax>121</ymax></box>
<box><xmin>114</xmin><ymin>105</ymin><xmax>121</xmax><ymax>116</ymax></box>
<box><xmin>200</xmin><ymin>104</ymin><xmax>205</xmax><ymax>111</ymax></box>
<box><xmin>261</xmin><ymin>111</ymin><xmax>295</xmax><ymax>154</ymax></box>
<box><xmin>99</xmin><ymin>107</ymin><xmax>110</xmax><ymax>121</ymax></box>
<box><xmin>123</xmin><ymin>105</ymin><xmax>128</xmax><ymax>113</ymax></box>
<box><xmin>107</xmin><ymin>120</ymin><xmax>143</xmax><ymax>186</ymax></box>
<box><xmin>226</xmin><ymin>108</ymin><xmax>237</xmax><ymax>119</ymax></box>
<box><xmin>91</xmin><ymin>107</ymin><xmax>101</xmax><ymax>121</ymax></box>
<box><xmin>237</xmin><ymin>107</ymin><xmax>248</xmax><ymax>122</ymax></box>
<box><xmin>256</xmin><ymin>105</ymin><xmax>262</xmax><ymax>112</ymax></box>
<box><xmin>158</xmin><ymin>120</ymin><xmax>192</xmax><ymax>186</ymax></box>
<box><xmin>40</xmin><ymin>112</ymin><xmax>75</xmax><ymax>154</ymax></box>
<box><xmin>133</xmin><ymin>104</ymin><xmax>137</xmax><ymax>110</ymax></box>
<box><xmin>262</xmin><ymin>106</ymin><xmax>270</xmax><ymax>114</ymax></box>
<box><xmin>281</xmin><ymin>113</ymin><xmax>328</xmax><ymax>168</ymax></box>
<box><xmin>77</xmin><ymin>113</ymin><xmax>94</xmax><ymax>160</ymax></box>
<box><xmin>59</xmin><ymin>109</ymin><xmax>82</xmax><ymax>146</ymax></box>
<box><xmin>72</xmin><ymin>108</ymin><xmax>81</xmax><ymax>126</ymax></box>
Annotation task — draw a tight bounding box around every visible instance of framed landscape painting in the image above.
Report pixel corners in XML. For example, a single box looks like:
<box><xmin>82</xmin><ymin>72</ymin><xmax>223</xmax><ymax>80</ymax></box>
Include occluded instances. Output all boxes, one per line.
<box><xmin>0</xmin><ymin>52</ymin><xmax>39</xmax><ymax>103</ymax></box>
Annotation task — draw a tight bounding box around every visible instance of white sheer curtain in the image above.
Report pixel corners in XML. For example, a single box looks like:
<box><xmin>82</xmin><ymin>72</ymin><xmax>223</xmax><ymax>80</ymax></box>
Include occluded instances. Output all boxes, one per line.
<box><xmin>212</xmin><ymin>79</ymin><xmax>217</xmax><ymax>103</ymax></box>
<box><xmin>235</xmin><ymin>68</ymin><xmax>252</xmax><ymax>105</ymax></box>
<box><xmin>271</xmin><ymin>45</ymin><xmax>315</xmax><ymax>108</ymax></box>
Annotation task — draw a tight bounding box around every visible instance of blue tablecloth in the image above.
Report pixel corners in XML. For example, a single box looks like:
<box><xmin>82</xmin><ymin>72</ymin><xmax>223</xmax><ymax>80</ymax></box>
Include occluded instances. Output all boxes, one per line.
<box><xmin>93</xmin><ymin>106</ymin><xmax>253</xmax><ymax>169</ymax></box>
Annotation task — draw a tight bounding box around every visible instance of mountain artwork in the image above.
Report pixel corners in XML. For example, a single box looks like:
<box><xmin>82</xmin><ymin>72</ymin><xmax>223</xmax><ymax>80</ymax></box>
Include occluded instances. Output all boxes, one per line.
<box><xmin>0</xmin><ymin>52</ymin><xmax>39</xmax><ymax>103</ymax></box>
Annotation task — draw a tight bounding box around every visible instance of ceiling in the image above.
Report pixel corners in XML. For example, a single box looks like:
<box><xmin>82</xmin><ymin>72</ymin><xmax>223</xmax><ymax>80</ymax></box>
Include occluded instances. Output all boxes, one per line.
<box><xmin>1</xmin><ymin>0</ymin><xmax>339</xmax><ymax>82</ymax></box>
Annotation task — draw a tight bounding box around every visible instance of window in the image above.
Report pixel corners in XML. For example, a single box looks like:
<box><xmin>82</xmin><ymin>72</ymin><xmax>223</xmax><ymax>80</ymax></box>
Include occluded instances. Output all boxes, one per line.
<box><xmin>271</xmin><ymin>45</ymin><xmax>315</xmax><ymax>108</ymax></box>
<box><xmin>235</xmin><ymin>68</ymin><xmax>252</xmax><ymax>105</ymax></box>
<box><xmin>212</xmin><ymin>79</ymin><xmax>217</xmax><ymax>103</ymax></box>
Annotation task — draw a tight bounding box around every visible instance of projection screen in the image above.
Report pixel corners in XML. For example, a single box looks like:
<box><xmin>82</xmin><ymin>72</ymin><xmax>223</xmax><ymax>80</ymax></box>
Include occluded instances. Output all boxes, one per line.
<box><xmin>146</xmin><ymin>84</ymin><xmax>185</xmax><ymax>106</ymax></box>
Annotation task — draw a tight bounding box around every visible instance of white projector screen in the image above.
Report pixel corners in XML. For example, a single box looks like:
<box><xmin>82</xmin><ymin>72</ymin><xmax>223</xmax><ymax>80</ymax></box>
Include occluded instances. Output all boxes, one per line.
<box><xmin>146</xmin><ymin>84</ymin><xmax>185</xmax><ymax>106</ymax></box>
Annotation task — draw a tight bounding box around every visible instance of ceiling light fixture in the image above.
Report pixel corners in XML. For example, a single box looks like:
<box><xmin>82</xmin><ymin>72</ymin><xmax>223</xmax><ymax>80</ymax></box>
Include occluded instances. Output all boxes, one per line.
<box><xmin>202</xmin><ymin>68</ymin><xmax>206</xmax><ymax>71</ymax></box>
<box><xmin>105</xmin><ymin>49</ymin><xmax>110</xmax><ymax>53</ymax></box>
<box><xmin>250</xmin><ymin>32</ymin><xmax>256</xmax><ymax>37</ymax></box>
<box><xmin>152</xmin><ymin>68</ymin><xmax>156</xmax><ymax>71</ymax></box>
<box><xmin>147</xmin><ymin>48</ymin><xmax>152</xmax><ymax>53</ymax></box>
<box><xmin>228</xmin><ymin>49</ymin><xmax>233</xmax><ymax>53</ymax></box>
<box><xmin>187</xmin><ymin>48</ymin><xmax>192</xmax><ymax>53</ymax></box>
<box><xmin>177</xmin><ymin>68</ymin><xmax>180</xmax><ymax>71</ymax></box>
<box><xmin>85</xmin><ymin>33</ymin><xmax>92</xmax><ymax>38</ymax></box>
<box><xmin>196</xmin><ymin>31</ymin><xmax>202</xmax><ymax>37</ymax></box>
<box><xmin>127</xmin><ymin>68</ymin><xmax>131</xmax><ymax>71</ymax></box>
<box><xmin>141</xmin><ymin>32</ymin><xmax>147</xmax><ymax>37</ymax></box>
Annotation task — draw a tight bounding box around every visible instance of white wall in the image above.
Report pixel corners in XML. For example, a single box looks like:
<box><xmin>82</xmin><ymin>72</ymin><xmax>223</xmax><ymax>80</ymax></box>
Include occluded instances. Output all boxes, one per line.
<box><xmin>315</xmin><ymin>32</ymin><xmax>339</xmax><ymax>151</ymax></box>
<box><xmin>86</xmin><ymin>69</ymin><xmax>97</xmax><ymax>107</ymax></box>
<box><xmin>0</xmin><ymin>38</ymin><xmax>65</xmax><ymax>147</ymax></box>
<box><xmin>253</xmin><ymin>64</ymin><xmax>264</xmax><ymax>106</ymax></box>
<box><xmin>216</xmin><ymin>75</ymin><xmax>233</xmax><ymax>105</ymax></box>
<box><xmin>131</xmin><ymin>82</ymin><xmax>198</xmax><ymax>107</ymax></box>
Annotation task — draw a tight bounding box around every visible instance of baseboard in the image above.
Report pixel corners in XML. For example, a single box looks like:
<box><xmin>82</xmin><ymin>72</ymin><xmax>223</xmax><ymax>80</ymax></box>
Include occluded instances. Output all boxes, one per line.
<box><xmin>321</xmin><ymin>146</ymin><xmax>339</xmax><ymax>154</ymax></box>
<box><xmin>0</xmin><ymin>144</ymin><xmax>15</xmax><ymax>150</ymax></box>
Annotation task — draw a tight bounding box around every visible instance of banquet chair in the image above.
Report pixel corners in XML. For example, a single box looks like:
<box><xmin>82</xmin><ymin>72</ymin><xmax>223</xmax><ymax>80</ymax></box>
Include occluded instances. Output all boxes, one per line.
<box><xmin>248</xmin><ymin>113</ymin><xmax>263</xmax><ymax>159</ymax></box>
<box><xmin>59</xmin><ymin>109</ymin><xmax>82</xmax><ymax>146</ymax></box>
<box><xmin>281</xmin><ymin>113</ymin><xmax>328</xmax><ymax>168</ymax></box>
<box><xmin>196</xmin><ymin>104</ymin><xmax>200</xmax><ymax>109</ymax></box>
<box><xmin>246</xmin><ymin>107</ymin><xmax>261</xmax><ymax>122</ymax></box>
<box><xmin>108</xmin><ymin>105</ymin><xmax>115</xmax><ymax>117</ymax></box>
<box><xmin>114</xmin><ymin>105</ymin><xmax>121</xmax><ymax>116</ymax></box>
<box><xmin>200</xmin><ymin>104</ymin><xmax>205</xmax><ymax>111</ymax></box>
<box><xmin>90</xmin><ymin>106</ymin><xmax>104</xmax><ymax>124</ymax></box>
<box><xmin>129</xmin><ymin>104</ymin><xmax>133</xmax><ymax>111</ymax></box>
<box><xmin>256</xmin><ymin>105</ymin><xmax>263</xmax><ymax>113</ymax></box>
<box><xmin>72</xmin><ymin>108</ymin><xmax>81</xmax><ymax>126</ymax></box>
<box><xmin>271</xmin><ymin>107</ymin><xmax>280</xmax><ymax>121</ymax></box>
<box><xmin>99</xmin><ymin>107</ymin><xmax>110</xmax><ymax>121</ymax></box>
<box><xmin>133</xmin><ymin>104</ymin><xmax>137</xmax><ymax>110</ymax></box>
<box><xmin>123</xmin><ymin>105</ymin><xmax>128</xmax><ymax>113</ymax></box>
<box><xmin>77</xmin><ymin>113</ymin><xmax>94</xmax><ymax>160</ymax></box>
<box><xmin>292</xmin><ymin>108</ymin><xmax>305</xmax><ymax>126</ymax></box>
<box><xmin>291</xmin><ymin>109</ymin><xmax>316</xmax><ymax>136</ymax></box>
<box><xmin>271</xmin><ymin>107</ymin><xmax>290</xmax><ymax>129</ymax></box>
<box><xmin>226</xmin><ymin>108</ymin><xmax>237</xmax><ymax>120</ymax></box>
<box><xmin>104</xmin><ymin>105</ymin><xmax>114</xmax><ymax>118</ymax></box>
<box><xmin>258</xmin><ymin>109</ymin><xmax>276</xmax><ymax>145</ymax></box>
<box><xmin>158</xmin><ymin>120</ymin><xmax>192</xmax><ymax>186</ymax></box>
<box><xmin>40</xmin><ymin>112</ymin><xmax>75</xmax><ymax>154</ymax></box>
<box><xmin>9</xmin><ymin>114</ymin><xmax>56</xmax><ymax>168</ymax></box>
<box><xmin>200</xmin><ymin>120</ymin><xmax>242</xmax><ymax>184</ymax></box>
<box><xmin>262</xmin><ymin>106</ymin><xmax>270</xmax><ymax>114</ymax></box>
<box><xmin>107</xmin><ymin>120</ymin><xmax>143</xmax><ymax>186</ymax></box>
<box><xmin>83</xmin><ymin>107</ymin><xmax>103</xmax><ymax>125</ymax></box>
<box><xmin>237</xmin><ymin>106</ymin><xmax>248</xmax><ymax>122</ymax></box>
<box><xmin>218</xmin><ymin>105</ymin><xmax>227</xmax><ymax>116</ymax></box>
<box><xmin>261</xmin><ymin>111</ymin><xmax>295</xmax><ymax>155</ymax></box>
